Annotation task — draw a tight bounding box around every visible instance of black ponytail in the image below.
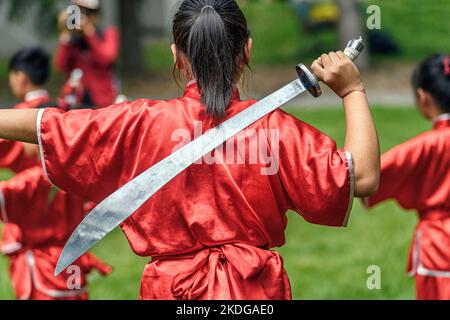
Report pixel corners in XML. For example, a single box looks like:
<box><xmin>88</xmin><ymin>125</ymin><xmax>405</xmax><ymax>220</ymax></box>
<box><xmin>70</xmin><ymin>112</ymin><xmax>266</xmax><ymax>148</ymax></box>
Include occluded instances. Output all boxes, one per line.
<box><xmin>173</xmin><ymin>0</ymin><xmax>250</xmax><ymax>118</ymax></box>
<box><xmin>412</xmin><ymin>53</ymin><xmax>450</xmax><ymax>113</ymax></box>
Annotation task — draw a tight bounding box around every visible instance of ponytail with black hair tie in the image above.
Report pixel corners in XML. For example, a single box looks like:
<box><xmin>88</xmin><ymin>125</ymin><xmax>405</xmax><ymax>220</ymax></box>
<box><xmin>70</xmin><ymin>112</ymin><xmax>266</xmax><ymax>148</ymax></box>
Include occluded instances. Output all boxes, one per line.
<box><xmin>443</xmin><ymin>56</ymin><xmax>450</xmax><ymax>76</ymax></box>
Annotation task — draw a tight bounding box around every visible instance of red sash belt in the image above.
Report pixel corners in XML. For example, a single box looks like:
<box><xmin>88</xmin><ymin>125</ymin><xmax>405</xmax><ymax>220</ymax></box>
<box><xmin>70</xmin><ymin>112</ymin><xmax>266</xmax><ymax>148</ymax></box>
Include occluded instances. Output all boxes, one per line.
<box><xmin>153</xmin><ymin>243</ymin><xmax>277</xmax><ymax>300</ymax></box>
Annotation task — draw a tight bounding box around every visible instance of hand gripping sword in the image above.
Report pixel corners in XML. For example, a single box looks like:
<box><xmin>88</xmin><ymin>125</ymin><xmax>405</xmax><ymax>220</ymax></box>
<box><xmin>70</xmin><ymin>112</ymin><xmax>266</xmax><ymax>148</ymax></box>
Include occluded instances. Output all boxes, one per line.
<box><xmin>55</xmin><ymin>37</ymin><xmax>364</xmax><ymax>276</ymax></box>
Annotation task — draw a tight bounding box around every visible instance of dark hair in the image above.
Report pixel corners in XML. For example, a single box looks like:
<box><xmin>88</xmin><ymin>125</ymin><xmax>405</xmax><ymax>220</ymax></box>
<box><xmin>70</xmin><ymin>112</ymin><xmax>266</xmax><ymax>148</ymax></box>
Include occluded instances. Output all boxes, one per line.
<box><xmin>8</xmin><ymin>47</ymin><xmax>50</xmax><ymax>86</ymax></box>
<box><xmin>173</xmin><ymin>0</ymin><xmax>251</xmax><ymax>118</ymax></box>
<box><xmin>412</xmin><ymin>53</ymin><xmax>450</xmax><ymax>113</ymax></box>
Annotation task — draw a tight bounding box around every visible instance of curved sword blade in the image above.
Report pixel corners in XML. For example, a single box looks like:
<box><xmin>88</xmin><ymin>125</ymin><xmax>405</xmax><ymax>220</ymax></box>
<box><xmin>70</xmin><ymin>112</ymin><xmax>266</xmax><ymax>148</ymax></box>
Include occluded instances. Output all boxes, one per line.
<box><xmin>55</xmin><ymin>79</ymin><xmax>306</xmax><ymax>276</ymax></box>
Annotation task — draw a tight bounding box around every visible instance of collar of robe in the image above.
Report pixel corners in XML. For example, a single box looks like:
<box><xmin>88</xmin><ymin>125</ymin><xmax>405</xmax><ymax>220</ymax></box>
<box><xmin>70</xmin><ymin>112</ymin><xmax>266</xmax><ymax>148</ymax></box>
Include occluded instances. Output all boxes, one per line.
<box><xmin>183</xmin><ymin>81</ymin><xmax>241</xmax><ymax>102</ymax></box>
<box><xmin>25</xmin><ymin>89</ymin><xmax>49</xmax><ymax>102</ymax></box>
<box><xmin>433</xmin><ymin>113</ymin><xmax>450</xmax><ymax>130</ymax></box>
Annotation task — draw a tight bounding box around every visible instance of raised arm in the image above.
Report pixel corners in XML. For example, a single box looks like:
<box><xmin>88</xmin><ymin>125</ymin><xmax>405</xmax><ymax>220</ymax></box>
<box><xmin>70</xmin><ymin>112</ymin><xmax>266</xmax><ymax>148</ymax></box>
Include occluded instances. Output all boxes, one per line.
<box><xmin>0</xmin><ymin>109</ymin><xmax>39</xmax><ymax>144</ymax></box>
<box><xmin>311</xmin><ymin>51</ymin><xmax>380</xmax><ymax>197</ymax></box>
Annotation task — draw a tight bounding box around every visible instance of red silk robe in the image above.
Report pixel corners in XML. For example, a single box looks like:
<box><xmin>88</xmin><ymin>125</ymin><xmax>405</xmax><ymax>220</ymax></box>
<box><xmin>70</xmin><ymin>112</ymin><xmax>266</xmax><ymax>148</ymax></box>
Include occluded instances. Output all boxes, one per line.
<box><xmin>365</xmin><ymin>114</ymin><xmax>450</xmax><ymax>300</ymax></box>
<box><xmin>37</xmin><ymin>83</ymin><xmax>354</xmax><ymax>300</ymax></box>
<box><xmin>0</xmin><ymin>167</ymin><xmax>112</xmax><ymax>300</ymax></box>
<box><xmin>0</xmin><ymin>90</ymin><xmax>51</xmax><ymax>172</ymax></box>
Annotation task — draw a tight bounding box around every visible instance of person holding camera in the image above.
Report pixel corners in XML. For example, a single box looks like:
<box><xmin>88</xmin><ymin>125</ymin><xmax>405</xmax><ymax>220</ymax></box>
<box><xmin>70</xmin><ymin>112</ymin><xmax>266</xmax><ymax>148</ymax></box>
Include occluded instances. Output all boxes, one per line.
<box><xmin>56</xmin><ymin>0</ymin><xmax>119</xmax><ymax>108</ymax></box>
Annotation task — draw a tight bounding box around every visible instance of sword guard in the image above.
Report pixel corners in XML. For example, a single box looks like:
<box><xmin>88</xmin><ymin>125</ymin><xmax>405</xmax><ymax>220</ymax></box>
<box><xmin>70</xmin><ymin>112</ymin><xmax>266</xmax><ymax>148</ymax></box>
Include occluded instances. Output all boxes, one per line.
<box><xmin>296</xmin><ymin>64</ymin><xmax>322</xmax><ymax>98</ymax></box>
<box><xmin>296</xmin><ymin>36</ymin><xmax>364</xmax><ymax>98</ymax></box>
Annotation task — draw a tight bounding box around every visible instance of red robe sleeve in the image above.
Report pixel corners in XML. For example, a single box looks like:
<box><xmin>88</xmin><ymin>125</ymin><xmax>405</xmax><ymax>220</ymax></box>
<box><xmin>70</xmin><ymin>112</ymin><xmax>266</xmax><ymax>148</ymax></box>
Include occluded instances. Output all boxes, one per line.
<box><xmin>38</xmin><ymin>101</ymin><xmax>159</xmax><ymax>202</ymax></box>
<box><xmin>85</xmin><ymin>27</ymin><xmax>120</xmax><ymax>66</ymax></box>
<box><xmin>365</xmin><ymin>137</ymin><xmax>428</xmax><ymax>210</ymax></box>
<box><xmin>271</xmin><ymin>110</ymin><xmax>354</xmax><ymax>227</ymax></box>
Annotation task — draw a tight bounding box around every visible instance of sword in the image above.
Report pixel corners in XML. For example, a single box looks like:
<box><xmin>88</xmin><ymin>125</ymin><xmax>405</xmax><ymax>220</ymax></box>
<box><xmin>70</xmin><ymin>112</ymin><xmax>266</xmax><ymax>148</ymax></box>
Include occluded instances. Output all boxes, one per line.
<box><xmin>55</xmin><ymin>37</ymin><xmax>364</xmax><ymax>276</ymax></box>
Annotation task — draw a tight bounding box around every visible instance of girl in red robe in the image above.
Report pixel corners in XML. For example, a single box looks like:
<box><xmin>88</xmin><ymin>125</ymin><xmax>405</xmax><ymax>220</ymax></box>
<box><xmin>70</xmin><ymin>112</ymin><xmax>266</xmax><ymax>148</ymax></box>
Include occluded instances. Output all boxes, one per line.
<box><xmin>0</xmin><ymin>0</ymin><xmax>380</xmax><ymax>300</ymax></box>
<box><xmin>364</xmin><ymin>54</ymin><xmax>450</xmax><ymax>300</ymax></box>
<box><xmin>0</xmin><ymin>166</ymin><xmax>112</xmax><ymax>300</ymax></box>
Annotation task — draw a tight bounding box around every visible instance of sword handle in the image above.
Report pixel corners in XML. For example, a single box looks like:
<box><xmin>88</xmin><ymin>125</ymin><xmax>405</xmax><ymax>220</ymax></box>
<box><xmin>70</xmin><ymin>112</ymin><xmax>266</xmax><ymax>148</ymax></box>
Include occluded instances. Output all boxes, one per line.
<box><xmin>297</xmin><ymin>36</ymin><xmax>365</xmax><ymax>98</ymax></box>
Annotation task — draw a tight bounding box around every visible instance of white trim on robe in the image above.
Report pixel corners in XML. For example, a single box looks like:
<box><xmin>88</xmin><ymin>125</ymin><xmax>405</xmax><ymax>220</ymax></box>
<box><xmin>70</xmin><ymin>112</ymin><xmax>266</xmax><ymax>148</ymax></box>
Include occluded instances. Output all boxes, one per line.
<box><xmin>25</xmin><ymin>251</ymin><xmax>87</xmax><ymax>299</ymax></box>
<box><xmin>408</xmin><ymin>230</ymin><xmax>450</xmax><ymax>278</ymax></box>
<box><xmin>1</xmin><ymin>242</ymin><xmax>22</xmax><ymax>255</ymax></box>
<box><xmin>343</xmin><ymin>151</ymin><xmax>355</xmax><ymax>227</ymax></box>
<box><xmin>433</xmin><ymin>113</ymin><xmax>450</xmax><ymax>124</ymax></box>
<box><xmin>0</xmin><ymin>189</ymin><xmax>8</xmax><ymax>223</ymax></box>
<box><xmin>36</xmin><ymin>108</ymin><xmax>55</xmax><ymax>186</ymax></box>
<box><xmin>25</xmin><ymin>89</ymin><xmax>49</xmax><ymax>102</ymax></box>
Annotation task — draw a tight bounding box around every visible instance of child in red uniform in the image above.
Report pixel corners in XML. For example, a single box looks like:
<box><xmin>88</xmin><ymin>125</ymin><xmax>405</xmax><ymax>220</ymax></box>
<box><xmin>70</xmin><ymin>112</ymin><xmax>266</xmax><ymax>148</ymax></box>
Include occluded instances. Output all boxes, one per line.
<box><xmin>0</xmin><ymin>0</ymin><xmax>380</xmax><ymax>300</ymax></box>
<box><xmin>56</xmin><ymin>0</ymin><xmax>119</xmax><ymax>107</ymax></box>
<box><xmin>0</xmin><ymin>47</ymin><xmax>52</xmax><ymax>172</ymax></box>
<box><xmin>9</xmin><ymin>47</ymin><xmax>52</xmax><ymax>110</ymax></box>
<box><xmin>1</xmin><ymin>47</ymin><xmax>111</xmax><ymax>300</ymax></box>
<box><xmin>365</xmin><ymin>54</ymin><xmax>450</xmax><ymax>300</ymax></box>
<box><xmin>0</xmin><ymin>166</ymin><xmax>112</xmax><ymax>300</ymax></box>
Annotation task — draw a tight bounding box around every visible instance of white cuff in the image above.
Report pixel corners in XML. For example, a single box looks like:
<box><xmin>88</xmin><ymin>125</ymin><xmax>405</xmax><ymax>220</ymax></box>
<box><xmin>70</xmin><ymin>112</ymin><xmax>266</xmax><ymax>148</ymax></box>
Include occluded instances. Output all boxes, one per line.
<box><xmin>343</xmin><ymin>151</ymin><xmax>355</xmax><ymax>227</ymax></box>
<box><xmin>36</xmin><ymin>109</ymin><xmax>53</xmax><ymax>185</ymax></box>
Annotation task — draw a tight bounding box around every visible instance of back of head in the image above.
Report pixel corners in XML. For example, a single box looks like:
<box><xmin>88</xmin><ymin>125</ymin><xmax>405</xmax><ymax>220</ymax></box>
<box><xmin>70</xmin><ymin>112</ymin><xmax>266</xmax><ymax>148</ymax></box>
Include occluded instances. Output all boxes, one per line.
<box><xmin>173</xmin><ymin>0</ymin><xmax>250</xmax><ymax>118</ymax></box>
<box><xmin>412</xmin><ymin>53</ymin><xmax>450</xmax><ymax>113</ymax></box>
<box><xmin>9</xmin><ymin>47</ymin><xmax>50</xmax><ymax>86</ymax></box>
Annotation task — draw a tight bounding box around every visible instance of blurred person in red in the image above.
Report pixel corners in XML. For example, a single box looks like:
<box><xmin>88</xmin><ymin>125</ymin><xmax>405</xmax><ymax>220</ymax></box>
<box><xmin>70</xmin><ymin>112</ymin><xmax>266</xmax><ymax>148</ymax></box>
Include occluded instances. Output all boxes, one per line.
<box><xmin>365</xmin><ymin>54</ymin><xmax>450</xmax><ymax>300</ymax></box>
<box><xmin>56</xmin><ymin>0</ymin><xmax>120</xmax><ymax>108</ymax></box>
<box><xmin>1</xmin><ymin>47</ymin><xmax>112</xmax><ymax>300</ymax></box>
<box><xmin>0</xmin><ymin>166</ymin><xmax>113</xmax><ymax>300</ymax></box>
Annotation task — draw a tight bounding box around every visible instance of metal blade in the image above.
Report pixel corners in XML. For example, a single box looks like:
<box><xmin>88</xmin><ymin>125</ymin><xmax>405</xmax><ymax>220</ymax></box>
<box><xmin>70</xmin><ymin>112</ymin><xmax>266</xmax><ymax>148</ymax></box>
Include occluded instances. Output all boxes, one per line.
<box><xmin>55</xmin><ymin>79</ymin><xmax>306</xmax><ymax>275</ymax></box>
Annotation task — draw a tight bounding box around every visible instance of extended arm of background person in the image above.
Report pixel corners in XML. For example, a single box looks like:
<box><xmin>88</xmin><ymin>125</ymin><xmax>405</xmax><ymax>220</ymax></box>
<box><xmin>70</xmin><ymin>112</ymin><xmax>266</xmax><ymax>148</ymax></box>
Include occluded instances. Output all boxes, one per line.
<box><xmin>311</xmin><ymin>51</ymin><xmax>380</xmax><ymax>198</ymax></box>
<box><xmin>0</xmin><ymin>109</ymin><xmax>39</xmax><ymax>144</ymax></box>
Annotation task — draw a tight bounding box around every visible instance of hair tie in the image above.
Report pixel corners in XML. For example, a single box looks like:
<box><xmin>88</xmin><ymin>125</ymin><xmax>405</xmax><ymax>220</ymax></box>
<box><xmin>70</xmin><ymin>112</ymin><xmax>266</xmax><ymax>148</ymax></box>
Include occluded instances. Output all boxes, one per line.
<box><xmin>201</xmin><ymin>5</ymin><xmax>215</xmax><ymax>12</ymax></box>
<box><xmin>444</xmin><ymin>56</ymin><xmax>450</xmax><ymax>76</ymax></box>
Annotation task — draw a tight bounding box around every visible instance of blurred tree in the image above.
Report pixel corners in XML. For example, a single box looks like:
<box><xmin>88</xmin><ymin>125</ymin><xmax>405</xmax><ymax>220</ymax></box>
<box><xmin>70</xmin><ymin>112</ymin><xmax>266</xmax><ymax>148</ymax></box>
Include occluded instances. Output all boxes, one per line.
<box><xmin>336</xmin><ymin>0</ymin><xmax>369</xmax><ymax>69</ymax></box>
<box><xmin>0</xmin><ymin>0</ymin><xmax>60</xmax><ymax>35</ymax></box>
<box><xmin>118</xmin><ymin>0</ymin><xmax>144</xmax><ymax>76</ymax></box>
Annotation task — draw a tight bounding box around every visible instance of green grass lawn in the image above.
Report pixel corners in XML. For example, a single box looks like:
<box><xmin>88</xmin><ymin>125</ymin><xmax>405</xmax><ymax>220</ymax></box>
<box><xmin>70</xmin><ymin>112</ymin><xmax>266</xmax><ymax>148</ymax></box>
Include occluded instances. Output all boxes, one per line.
<box><xmin>0</xmin><ymin>106</ymin><xmax>430</xmax><ymax>300</ymax></box>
